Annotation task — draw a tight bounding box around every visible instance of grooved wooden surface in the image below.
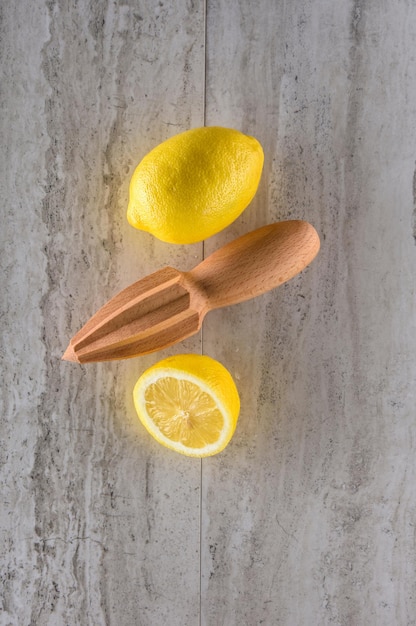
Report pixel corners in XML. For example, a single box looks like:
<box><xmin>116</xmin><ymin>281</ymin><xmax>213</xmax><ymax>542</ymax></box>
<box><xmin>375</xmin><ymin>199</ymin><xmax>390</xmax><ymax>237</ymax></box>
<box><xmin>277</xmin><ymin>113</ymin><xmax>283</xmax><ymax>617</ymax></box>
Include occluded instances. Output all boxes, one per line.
<box><xmin>1</xmin><ymin>1</ymin><xmax>416</xmax><ymax>625</ymax></box>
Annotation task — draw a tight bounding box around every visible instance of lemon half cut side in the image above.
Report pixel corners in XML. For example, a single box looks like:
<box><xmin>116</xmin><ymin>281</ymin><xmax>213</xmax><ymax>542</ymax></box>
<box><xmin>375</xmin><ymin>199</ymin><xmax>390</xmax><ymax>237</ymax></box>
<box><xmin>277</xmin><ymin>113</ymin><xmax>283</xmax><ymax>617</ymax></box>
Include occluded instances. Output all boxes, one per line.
<box><xmin>133</xmin><ymin>354</ymin><xmax>240</xmax><ymax>457</ymax></box>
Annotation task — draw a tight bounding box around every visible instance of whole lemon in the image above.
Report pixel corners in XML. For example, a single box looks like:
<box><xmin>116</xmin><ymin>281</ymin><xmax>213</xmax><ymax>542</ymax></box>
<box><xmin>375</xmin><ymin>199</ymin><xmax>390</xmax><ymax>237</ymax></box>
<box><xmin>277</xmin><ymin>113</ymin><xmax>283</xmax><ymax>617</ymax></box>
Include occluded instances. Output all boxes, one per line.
<box><xmin>127</xmin><ymin>126</ymin><xmax>264</xmax><ymax>244</ymax></box>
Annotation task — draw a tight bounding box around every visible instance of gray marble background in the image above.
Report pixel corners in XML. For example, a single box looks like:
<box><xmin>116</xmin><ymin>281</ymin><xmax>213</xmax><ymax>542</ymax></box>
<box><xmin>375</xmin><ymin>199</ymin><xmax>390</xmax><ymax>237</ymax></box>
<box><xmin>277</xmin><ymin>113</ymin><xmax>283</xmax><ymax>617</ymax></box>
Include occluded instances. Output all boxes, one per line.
<box><xmin>1</xmin><ymin>1</ymin><xmax>416</xmax><ymax>625</ymax></box>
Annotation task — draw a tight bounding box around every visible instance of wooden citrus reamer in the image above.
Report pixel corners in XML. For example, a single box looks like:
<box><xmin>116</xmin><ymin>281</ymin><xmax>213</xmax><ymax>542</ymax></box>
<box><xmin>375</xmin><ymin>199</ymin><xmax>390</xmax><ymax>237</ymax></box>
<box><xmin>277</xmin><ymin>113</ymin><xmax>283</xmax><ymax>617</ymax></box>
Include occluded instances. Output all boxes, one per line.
<box><xmin>63</xmin><ymin>220</ymin><xmax>320</xmax><ymax>363</ymax></box>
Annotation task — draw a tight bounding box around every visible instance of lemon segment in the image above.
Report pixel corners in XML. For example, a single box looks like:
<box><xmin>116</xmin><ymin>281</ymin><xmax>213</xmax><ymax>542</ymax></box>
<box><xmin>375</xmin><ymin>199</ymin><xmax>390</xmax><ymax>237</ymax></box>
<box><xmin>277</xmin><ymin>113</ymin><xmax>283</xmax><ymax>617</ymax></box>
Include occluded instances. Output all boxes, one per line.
<box><xmin>133</xmin><ymin>355</ymin><xmax>240</xmax><ymax>457</ymax></box>
<box><xmin>127</xmin><ymin>126</ymin><xmax>264</xmax><ymax>244</ymax></box>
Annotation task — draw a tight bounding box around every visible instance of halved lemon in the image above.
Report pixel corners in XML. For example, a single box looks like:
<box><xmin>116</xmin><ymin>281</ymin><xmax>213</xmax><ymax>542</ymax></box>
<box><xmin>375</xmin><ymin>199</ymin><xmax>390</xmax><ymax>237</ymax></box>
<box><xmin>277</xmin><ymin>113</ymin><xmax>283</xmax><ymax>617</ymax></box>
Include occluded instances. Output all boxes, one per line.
<box><xmin>133</xmin><ymin>354</ymin><xmax>240</xmax><ymax>457</ymax></box>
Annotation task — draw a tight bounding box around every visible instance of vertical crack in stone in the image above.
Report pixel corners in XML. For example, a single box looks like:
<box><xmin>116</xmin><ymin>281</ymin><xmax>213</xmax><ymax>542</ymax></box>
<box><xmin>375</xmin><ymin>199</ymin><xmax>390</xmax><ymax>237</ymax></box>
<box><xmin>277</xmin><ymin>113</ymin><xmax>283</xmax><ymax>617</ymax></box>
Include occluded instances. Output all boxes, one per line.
<box><xmin>412</xmin><ymin>164</ymin><xmax>416</xmax><ymax>245</ymax></box>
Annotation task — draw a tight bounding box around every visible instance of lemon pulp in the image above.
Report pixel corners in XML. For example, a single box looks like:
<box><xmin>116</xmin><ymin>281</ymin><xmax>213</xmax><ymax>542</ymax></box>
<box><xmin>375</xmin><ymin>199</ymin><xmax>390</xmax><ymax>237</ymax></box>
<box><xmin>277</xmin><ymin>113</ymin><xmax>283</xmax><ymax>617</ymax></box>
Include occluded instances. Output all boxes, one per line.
<box><xmin>144</xmin><ymin>377</ymin><xmax>224</xmax><ymax>447</ymax></box>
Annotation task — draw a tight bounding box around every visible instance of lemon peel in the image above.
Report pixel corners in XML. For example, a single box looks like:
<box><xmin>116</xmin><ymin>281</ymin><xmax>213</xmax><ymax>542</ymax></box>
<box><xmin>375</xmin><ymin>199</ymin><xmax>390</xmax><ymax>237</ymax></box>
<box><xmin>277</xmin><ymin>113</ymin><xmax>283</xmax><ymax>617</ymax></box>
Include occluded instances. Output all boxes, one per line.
<box><xmin>127</xmin><ymin>126</ymin><xmax>264</xmax><ymax>244</ymax></box>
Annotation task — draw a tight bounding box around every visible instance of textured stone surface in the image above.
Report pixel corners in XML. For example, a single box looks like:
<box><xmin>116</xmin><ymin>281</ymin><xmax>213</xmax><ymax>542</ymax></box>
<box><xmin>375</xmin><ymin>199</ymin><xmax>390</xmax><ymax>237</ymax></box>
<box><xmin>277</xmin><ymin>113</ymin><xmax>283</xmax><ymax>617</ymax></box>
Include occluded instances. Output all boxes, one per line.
<box><xmin>1</xmin><ymin>1</ymin><xmax>416</xmax><ymax>625</ymax></box>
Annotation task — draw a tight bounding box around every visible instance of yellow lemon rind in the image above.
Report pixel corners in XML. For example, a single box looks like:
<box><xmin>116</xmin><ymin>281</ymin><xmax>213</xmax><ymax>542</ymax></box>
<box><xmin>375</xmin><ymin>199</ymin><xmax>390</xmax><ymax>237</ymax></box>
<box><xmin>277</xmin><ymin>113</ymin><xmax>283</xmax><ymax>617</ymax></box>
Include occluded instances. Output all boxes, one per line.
<box><xmin>127</xmin><ymin>126</ymin><xmax>264</xmax><ymax>245</ymax></box>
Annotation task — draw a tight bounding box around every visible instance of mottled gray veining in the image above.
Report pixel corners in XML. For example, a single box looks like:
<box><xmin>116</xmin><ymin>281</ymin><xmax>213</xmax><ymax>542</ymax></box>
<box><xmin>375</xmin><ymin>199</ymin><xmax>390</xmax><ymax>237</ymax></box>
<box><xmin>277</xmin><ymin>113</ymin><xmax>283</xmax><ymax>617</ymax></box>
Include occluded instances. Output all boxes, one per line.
<box><xmin>1</xmin><ymin>1</ymin><xmax>416</xmax><ymax>625</ymax></box>
<box><xmin>1</xmin><ymin>1</ymin><xmax>204</xmax><ymax>625</ymax></box>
